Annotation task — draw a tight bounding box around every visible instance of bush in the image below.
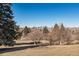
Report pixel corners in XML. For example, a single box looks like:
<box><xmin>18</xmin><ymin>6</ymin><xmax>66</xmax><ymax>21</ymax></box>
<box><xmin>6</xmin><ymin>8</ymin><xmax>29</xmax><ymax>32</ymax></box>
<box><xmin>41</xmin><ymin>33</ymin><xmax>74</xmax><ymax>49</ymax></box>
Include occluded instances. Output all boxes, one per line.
<box><xmin>0</xmin><ymin>40</ymin><xmax>2</xmax><ymax>46</ymax></box>
<box><xmin>0</xmin><ymin>39</ymin><xmax>16</xmax><ymax>46</ymax></box>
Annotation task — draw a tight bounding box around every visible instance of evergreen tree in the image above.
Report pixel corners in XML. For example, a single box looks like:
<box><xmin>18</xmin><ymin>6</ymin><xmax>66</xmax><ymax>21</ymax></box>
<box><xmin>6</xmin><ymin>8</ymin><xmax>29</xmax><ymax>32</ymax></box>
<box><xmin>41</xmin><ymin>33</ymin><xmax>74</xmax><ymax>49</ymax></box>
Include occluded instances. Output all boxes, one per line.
<box><xmin>43</xmin><ymin>26</ymin><xmax>49</xmax><ymax>34</ymax></box>
<box><xmin>60</xmin><ymin>24</ymin><xmax>71</xmax><ymax>45</ymax></box>
<box><xmin>0</xmin><ymin>3</ymin><xmax>16</xmax><ymax>46</ymax></box>
<box><xmin>53</xmin><ymin>24</ymin><xmax>59</xmax><ymax>31</ymax></box>
<box><xmin>15</xmin><ymin>25</ymin><xmax>20</xmax><ymax>31</ymax></box>
<box><xmin>52</xmin><ymin>24</ymin><xmax>60</xmax><ymax>34</ymax></box>
<box><xmin>23</xmin><ymin>26</ymin><xmax>31</xmax><ymax>35</ymax></box>
<box><xmin>60</xmin><ymin>23</ymin><xmax>65</xmax><ymax>32</ymax></box>
<box><xmin>51</xmin><ymin>24</ymin><xmax>60</xmax><ymax>45</ymax></box>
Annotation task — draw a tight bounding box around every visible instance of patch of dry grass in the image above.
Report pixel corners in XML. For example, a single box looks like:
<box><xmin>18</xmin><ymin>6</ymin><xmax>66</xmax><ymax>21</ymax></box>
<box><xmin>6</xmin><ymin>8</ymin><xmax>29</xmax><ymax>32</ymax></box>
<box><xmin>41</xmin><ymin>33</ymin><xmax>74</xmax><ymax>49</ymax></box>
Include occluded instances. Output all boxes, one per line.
<box><xmin>1</xmin><ymin>44</ymin><xmax>79</xmax><ymax>56</ymax></box>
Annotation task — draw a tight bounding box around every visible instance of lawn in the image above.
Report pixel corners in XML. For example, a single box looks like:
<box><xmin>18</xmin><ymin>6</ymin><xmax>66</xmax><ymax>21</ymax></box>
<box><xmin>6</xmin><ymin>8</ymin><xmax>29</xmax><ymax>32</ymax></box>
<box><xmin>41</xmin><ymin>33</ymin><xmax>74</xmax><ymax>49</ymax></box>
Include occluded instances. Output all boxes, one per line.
<box><xmin>0</xmin><ymin>40</ymin><xmax>79</xmax><ymax>56</ymax></box>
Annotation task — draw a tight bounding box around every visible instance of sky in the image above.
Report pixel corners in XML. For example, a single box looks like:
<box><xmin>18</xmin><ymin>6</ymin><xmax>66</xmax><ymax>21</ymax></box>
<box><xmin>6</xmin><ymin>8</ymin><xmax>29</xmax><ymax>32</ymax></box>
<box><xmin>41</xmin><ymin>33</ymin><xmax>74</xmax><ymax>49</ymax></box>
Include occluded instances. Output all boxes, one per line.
<box><xmin>12</xmin><ymin>3</ymin><xmax>79</xmax><ymax>27</ymax></box>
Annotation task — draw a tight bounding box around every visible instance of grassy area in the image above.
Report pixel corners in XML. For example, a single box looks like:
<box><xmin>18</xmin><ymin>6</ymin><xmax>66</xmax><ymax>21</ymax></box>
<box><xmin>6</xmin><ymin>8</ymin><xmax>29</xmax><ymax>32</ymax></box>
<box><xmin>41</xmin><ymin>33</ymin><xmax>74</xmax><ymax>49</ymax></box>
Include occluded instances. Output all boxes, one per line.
<box><xmin>1</xmin><ymin>43</ymin><xmax>79</xmax><ymax>56</ymax></box>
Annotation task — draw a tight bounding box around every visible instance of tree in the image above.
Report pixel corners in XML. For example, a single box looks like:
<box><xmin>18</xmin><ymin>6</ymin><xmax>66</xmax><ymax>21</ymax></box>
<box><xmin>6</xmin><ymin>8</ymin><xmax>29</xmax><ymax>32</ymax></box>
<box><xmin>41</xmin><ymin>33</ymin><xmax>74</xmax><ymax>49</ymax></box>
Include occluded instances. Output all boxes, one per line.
<box><xmin>51</xmin><ymin>24</ymin><xmax>60</xmax><ymax>44</ymax></box>
<box><xmin>42</xmin><ymin>26</ymin><xmax>49</xmax><ymax>45</ymax></box>
<box><xmin>15</xmin><ymin>25</ymin><xmax>20</xmax><ymax>32</ymax></box>
<box><xmin>0</xmin><ymin>3</ymin><xmax>16</xmax><ymax>46</ymax></box>
<box><xmin>43</xmin><ymin>26</ymin><xmax>49</xmax><ymax>34</ymax></box>
<box><xmin>52</xmin><ymin>24</ymin><xmax>59</xmax><ymax>32</ymax></box>
<box><xmin>44</xmin><ymin>24</ymin><xmax>60</xmax><ymax>45</ymax></box>
<box><xmin>59</xmin><ymin>24</ymin><xmax>65</xmax><ymax>44</ymax></box>
<box><xmin>23</xmin><ymin>26</ymin><xmax>31</xmax><ymax>36</ymax></box>
<box><xmin>60</xmin><ymin>24</ymin><xmax>65</xmax><ymax>31</ymax></box>
<box><xmin>26</xmin><ymin>29</ymin><xmax>43</xmax><ymax>45</ymax></box>
<box><xmin>59</xmin><ymin>24</ymin><xmax>71</xmax><ymax>45</ymax></box>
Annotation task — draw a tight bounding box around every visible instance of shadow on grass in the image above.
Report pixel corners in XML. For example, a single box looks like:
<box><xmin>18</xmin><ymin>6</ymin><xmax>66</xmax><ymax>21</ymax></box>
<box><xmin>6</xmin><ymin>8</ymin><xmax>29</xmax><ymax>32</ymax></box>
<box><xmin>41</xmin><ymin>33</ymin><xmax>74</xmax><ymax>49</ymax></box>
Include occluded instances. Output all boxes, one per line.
<box><xmin>16</xmin><ymin>42</ymin><xmax>41</xmax><ymax>45</ymax></box>
<box><xmin>16</xmin><ymin>42</ymin><xmax>34</xmax><ymax>45</ymax></box>
<box><xmin>0</xmin><ymin>44</ymin><xmax>39</xmax><ymax>54</ymax></box>
<box><xmin>0</xmin><ymin>42</ymin><xmax>49</xmax><ymax>54</ymax></box>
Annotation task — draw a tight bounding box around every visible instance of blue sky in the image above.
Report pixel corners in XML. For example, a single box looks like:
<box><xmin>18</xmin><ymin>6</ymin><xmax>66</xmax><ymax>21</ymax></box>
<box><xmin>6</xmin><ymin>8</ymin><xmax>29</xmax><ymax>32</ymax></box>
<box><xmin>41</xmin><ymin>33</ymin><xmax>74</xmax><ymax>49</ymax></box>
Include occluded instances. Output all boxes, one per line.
<box><xmin>12</xmin><ymin>3</ymin><xmax>79</xmax><ymax>27</ymax></box>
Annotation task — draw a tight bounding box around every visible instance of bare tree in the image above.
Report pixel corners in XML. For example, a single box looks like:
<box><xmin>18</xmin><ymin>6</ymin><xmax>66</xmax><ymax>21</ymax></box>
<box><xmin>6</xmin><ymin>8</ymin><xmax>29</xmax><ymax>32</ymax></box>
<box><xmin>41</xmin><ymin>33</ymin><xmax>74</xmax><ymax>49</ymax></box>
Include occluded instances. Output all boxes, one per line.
<box><xmin>26</xmin><ymin>29</ymin><xmax>43</xmax><ymax>45</ymax></box>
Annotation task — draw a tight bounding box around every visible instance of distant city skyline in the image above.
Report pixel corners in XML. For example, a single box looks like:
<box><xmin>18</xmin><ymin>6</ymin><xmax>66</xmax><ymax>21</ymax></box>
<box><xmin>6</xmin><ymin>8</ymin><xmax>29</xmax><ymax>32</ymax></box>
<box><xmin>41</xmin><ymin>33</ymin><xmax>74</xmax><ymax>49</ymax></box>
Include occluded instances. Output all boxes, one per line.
<box><xmin>12</xmin><ymin>3</ymin><xmax>79</xmax><ymax>27</ymax></box>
